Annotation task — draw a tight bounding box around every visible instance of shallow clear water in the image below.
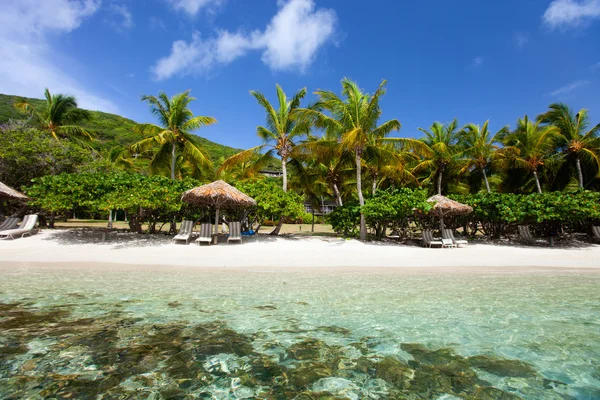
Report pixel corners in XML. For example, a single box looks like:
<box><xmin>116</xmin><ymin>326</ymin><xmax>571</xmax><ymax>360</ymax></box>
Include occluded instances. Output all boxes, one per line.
<box><xmin>1</xmin><ymin>264</ymin><xmax>599</xmax><ymax>399</ymax></box>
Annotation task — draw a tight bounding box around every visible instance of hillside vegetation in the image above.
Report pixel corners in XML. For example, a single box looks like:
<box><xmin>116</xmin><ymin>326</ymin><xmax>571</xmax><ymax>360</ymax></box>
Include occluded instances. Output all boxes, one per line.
<box><xmin>0</xmin><ymin>93</ymin><xmax>242</xmax><ymax>162</ymax></box>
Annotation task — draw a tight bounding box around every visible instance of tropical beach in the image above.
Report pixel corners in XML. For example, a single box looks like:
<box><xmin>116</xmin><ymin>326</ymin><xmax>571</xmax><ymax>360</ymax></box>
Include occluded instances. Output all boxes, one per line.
<box><xmin>2</xmin><ymin>0</ymin><xmax>600</xmax><ymax>399</ymax></box>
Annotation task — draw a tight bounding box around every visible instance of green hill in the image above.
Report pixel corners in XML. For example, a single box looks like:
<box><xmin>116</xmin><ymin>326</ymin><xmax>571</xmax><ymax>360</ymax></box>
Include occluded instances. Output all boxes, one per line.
<box><xmin>0</xmin><ymin>93</ymin><xmax>243</xmax><ymax>163</ymax></box>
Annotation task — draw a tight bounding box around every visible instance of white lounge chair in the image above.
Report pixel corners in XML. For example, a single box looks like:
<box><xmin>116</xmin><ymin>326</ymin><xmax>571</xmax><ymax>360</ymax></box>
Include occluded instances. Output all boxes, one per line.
<box><xmin>196</xmin><ymin>222</ymin><xmax>213</xmax><ymax>245</ymax></box>
<box><xmin>592</xmin><ymin>226</ymin><xmax>600</xmax><ymax>242</ymax></box>
<box><xmin>172</xmin><ymin>220</ymin><xmax>195</xmax><ymax>244</ymax></box>
<box><xmin>227</xmin><ymin>221</ymin><xmax>242</xmax><ymax>243</ymax></box>
<box><xmin>0</xmin><ymin>214</ymin><xmax>38</xmax><ymax>240</ymax></box>
<box><xmin>0</xmin><ymin>217</ymin><xmax>19</xmax><ymax>231</ymax></box>
<box><xmin>518</xmin><ymin>225</ymin><xmax>537</xmax><ymax>243</ymax></box>
<box><xmin>443</xmin><ymin>228</ymin><xmax>468</xmax><ymax>247</ymax></box>
<box><xmin>422</xmin><ymin>229</ymin><xmax>443</xmax><ymax>248</ymax></box>
<box><xmin>442</xmin><ymin>238</ymin><xmax>456</xmax><ymax>248</ymax></box>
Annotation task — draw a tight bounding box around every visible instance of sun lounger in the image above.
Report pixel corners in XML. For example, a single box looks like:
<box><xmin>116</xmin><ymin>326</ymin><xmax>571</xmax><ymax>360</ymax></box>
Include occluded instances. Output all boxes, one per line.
<box><xmin>227</xmin><ymin>221</ymin><xmax>242</xmax><ymax>243</ymax></box>
<box><xmin>442</xmin><ymin>238</ymin><xmax>456</xmax><ymax>248</ymax></box>
<box><xmin>518</xmin><ymin>225</ymin><xmax>538</xmax><ymax>243</ymax></box>
<box><xmin>0</xmin><ymin>214</ymin><xmax>38</xmax><ymax>240</ymax></box>
<box><xmin>443</xmin><ymin>228</ymin><xmax>468</xmax><ymax>247</ymax></box>
<box><xmin>422</xmin><ymin>229</ymin><xmax>443</xmax><ymax>248</ymax></box>
<box><xmin>196</xmin><ymin>222</ymin><xmax>213</xmax><ymax>245</ymax></box>
<box><xmin>0</xmin><ymin>217</ymin><xmax>19</xmax><ymax>231</ymax></box>
<box><xmin>592</xmin><ymin>226</ymin><xmax>600</xmax><ymax>242</ymax></box>
<box><xmin>172</xmin><ymin>220</ymin><xmax>195</xmax><ymax>244</ymax></box>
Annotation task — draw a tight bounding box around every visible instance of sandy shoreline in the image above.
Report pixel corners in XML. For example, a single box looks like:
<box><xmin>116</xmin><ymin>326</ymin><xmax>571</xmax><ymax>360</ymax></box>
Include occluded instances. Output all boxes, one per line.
<box><xmin>0</xmin><ymin>228</ymin><xmax>599</xmax><ymax>270</ymax></box>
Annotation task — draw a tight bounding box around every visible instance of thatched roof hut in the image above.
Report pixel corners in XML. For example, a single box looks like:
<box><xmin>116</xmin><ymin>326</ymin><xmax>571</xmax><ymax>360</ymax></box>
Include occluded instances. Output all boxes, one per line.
<box><xmin>0</xmin><ymin>181</ymin><xmax>28</xmax><ymax>201</ymax></box>
<box><xmin>181</xmin><ymin>180</ymin><xmax>256</xmax><ymax>239</ymax></box>
<box><xmin>427</xmin><ymin>195</ymin><xmax>472</xmax><ymax>230</ymax></box>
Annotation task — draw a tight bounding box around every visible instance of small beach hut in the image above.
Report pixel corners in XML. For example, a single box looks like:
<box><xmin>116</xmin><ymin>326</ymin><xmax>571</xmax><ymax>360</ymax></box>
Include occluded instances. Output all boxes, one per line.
<box><xmin>426</xmin><ymin>195</ymin><xmax>472</xmax><ymax>231</ymax></box>
<box><xmin>181</xmin><ymin>180</ymin><xmax>256</xmax><ymax>242</ymax></box>
<box><xmin>0</xmin><ymin>181</ymin><xmax>28</xmax><ymax>201</ymax></box>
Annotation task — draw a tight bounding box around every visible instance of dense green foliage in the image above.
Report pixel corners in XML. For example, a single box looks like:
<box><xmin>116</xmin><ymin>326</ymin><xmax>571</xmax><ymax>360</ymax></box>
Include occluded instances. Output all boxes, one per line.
<box><xmin>452</xmin><ymin>191</ymin><xmax>600</xmax><ymax>238</ymax></box>
<box><xmin>234</xmin><ymin>178</ymin><xmax>305</xmax><ymax>232</ymax></box>
<box><xmin>0</xmin><ymin>93</ymin><xmax>242</xmax><ymax>163</ymax></box>
<box><xmin>27</xmin><ymin>172</ymin><xmax>200</xmax><ymax>232</ymax></box>
<box><xmin>328</xmin><ymin>188</ymin><xmax>431</xmax><ymax>238</ymax></box>
<box><xmin>0</xmin><ymin>126</ymin><xmax>95</xmax><ymax>188</ymax></box>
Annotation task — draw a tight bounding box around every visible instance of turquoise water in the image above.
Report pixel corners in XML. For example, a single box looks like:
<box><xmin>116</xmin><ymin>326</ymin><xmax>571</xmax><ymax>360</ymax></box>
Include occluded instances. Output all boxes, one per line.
<box><xmin>1</xmin><ymin>265</ymin><xmax>599</xmax><ymax>399</ymax></box>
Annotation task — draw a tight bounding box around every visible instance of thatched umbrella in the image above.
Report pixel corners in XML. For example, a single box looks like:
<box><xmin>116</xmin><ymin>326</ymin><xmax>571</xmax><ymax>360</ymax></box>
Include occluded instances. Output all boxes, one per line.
<box><xmin>0</xmin><ymin>181</ymin><xmax>28</xmax><ymax>201</ymax></box>
<box><xmin>181</xmin><ymin>180</ymin><xmax>256</xmax><ymax>238</ymax></box>
<box><xmin>427</xmin><ymin>195</ymin><xmax>473</xmax><ymax>231</ymax></box>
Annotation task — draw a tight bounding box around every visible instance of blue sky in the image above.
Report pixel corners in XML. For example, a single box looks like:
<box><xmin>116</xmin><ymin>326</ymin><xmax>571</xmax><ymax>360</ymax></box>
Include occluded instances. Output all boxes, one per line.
<box><xmin>1</xmin><ymin>0</ymin><xmax>599</xmax><ymax>150</ymax></box>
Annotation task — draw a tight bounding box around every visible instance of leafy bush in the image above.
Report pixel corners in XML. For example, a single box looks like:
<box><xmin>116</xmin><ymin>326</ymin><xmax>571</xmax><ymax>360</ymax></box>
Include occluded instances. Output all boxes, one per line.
<box><xmin>327</xmin><ymin>202</ymin><xmax>361</xmax><ymax>237</ymax></box>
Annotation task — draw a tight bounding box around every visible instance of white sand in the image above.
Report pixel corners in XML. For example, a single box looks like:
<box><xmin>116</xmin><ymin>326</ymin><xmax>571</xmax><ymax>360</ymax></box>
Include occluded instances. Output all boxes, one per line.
<box><xmin>0</xmin><ymin>229</ymin><xmax>599</xmax><ymax>270</ymax></box>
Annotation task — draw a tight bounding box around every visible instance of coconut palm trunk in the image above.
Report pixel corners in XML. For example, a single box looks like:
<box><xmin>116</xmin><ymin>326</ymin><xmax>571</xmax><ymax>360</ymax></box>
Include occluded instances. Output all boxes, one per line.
<box><xmin>171</xmin><ymin>142</ymin><xmax>177</xmax><ymax>180</ymax></box>
<box><xmin>575</xmin><ymin>158</ymin><xmax>584</xmax><ymax>189</ymax></box>
<box><xmin>372</xmin><ymin>173</ymin><xmax>377</xmax><ymax>196</ymax></box>
<box><xmin>482</xmin><ymin>168</ymin><xmax>491</xmax><ymax>193</ymax></box>
<box><xmin>533</xmin><ymin>170</ymin><xmax>542</xmax><ymax>193</ymax></box>
<box><xmin>333</xmin><ymin>183</ymin><xmax>343</xmax><ymax>206</ymax></box>
<box><xmin>356</xmin><ymin>151</ymin><xmax>366</xmax><ymax>241</ymax></box>
<box><xmin>281</xmin><ymin>157</ymin><xmax>288</xmax><ymax>192</ymax></box>
<box><xmin>436</xmin><ymin>169</ymin><xmax>443</xmax><ymax>195</ymax></box>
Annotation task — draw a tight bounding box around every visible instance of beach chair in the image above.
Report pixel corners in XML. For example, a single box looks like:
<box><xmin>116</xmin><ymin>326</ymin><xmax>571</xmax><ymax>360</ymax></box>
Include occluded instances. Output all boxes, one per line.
<box><xmin>0</xmin><ymin>217</ymin><xmax>19</xmax><ymax>231</ymax></box>
<box><xmin>196</xmin><ymin>222</ymin><xmax>213</xmax><ymax>245</ymax></box>
<box><xmin>227</xmin><ymin>221</ymin><xmax>242</xmax><ymax>243</ymax></box>
<box><xmin>592</xmin><ymin>226</ymin><xmax>600</xmax><ymax>242</ymax></box>
<box><xmin>172</xmin><ymin>220</ymin><xmax>195</xmax><ymax>244</ymax></box>
<box><xmin>0</xmin><ymin>214</ymin><xmax>38</xmax><ymax>240</ymax></box>
<box><xmin>442</xmin><ymin>238</ymin><xmax>456</xmax><ymax>248</ymax></box>
<box><xmin>421</xmin><ymin>229</ymin><xmax>443</xmax><ymax>248</ymax></box>
<box><xmin>517</xmin><ymin>225</ymin><xmax>537</xmax><ymax>244</ymax></box>
<box><xmin>443</xmin><ymin>228</ymin><xmax>468</xmax><ymax>247</ymax></box>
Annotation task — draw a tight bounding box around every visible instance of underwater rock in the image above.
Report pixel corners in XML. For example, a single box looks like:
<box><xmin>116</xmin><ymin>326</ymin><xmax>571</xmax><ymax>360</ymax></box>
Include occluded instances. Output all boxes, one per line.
<box><xmin>374</xmin><ymin>357</ymin><xmax>415</xmax><ymax>389</ymax></box>
<box><xmin>312</xmin><ymin>377</ymin><xmax>361</xmax><ymax>400</ymax></box>
<box><xmin>316</xmin><ymin>326</ymin><xmax>352</xmax><ymax>336</ymax></box>
<box><xmin>473</xmin><ymin>386</ymin><xmax>523</xmax><ymax>399</ymax></box>
<box><xmin>254</xmin><ymin>305</ymin><xmax>277</xmax><ymax>310</ymax></box>
<box><xmin>290</xmin><ymin>362</ymin><xmax>333</xmax><ymax>388</ymax></box>
<box><xmin>287</xmin><ymin>339</ymin><xmax>327</xmax><ymax>361</ymax></box>
<box><xmin>168</xmin><ymin>301</ymin><xmax>182</xmax><ymax>308</ymax></box>
<box><xmin>467</xmin><ymin>355</ymin><xmax>538</xmax><ymax>378</ymax></box>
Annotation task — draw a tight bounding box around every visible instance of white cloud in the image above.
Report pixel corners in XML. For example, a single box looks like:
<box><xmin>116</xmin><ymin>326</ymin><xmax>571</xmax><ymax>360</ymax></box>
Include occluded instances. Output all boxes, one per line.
<box><xmin>592</xmin><ymin>61</ymin><xmax>600</xmax><ymax>70</ymax></box>
<box><xmin>149</xmin><ymin>16</ymin><xmax>166</xmax><ymax>30</ymax></box>
<box><xmin>549</xmin><ymin>80</ymin><xmax>591</xmax><ymax>96</ymax></box>
<box><xmin>165</xmin><ymin>0</ymin><xmax>224</xmax><ymax>16</ymax></box>
<box><xmin>109</xmin><ymin>4</ymin><xmax>134</xmax><ymax>31</ymax></box>
<box><xmin>543</xmin><ymin>0</ymin><xmax>600</xmax><ymax>29</ymax></box>
<box><xmin>470</xmin><ymin>56</ymin><xmax>484</xmax><ymax>69</ymax></box>
<box><xmin>152</xmin><ymin>0</ymin><xmax>337</xmax><ymax>80</ymax></box>
<box><xmin>0</xmin><ymin>0</ymin><xmax>118</xmax><ymax>113</ymax></box>
<box><xmin>513</xmin><ymin>32</ymin><xmax>529</xmax><ymax>49</ymax></box>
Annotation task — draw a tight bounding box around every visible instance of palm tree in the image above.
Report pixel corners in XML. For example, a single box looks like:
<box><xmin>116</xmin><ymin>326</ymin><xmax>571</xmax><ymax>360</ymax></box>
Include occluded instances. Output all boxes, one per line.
<box><xmin>14</xmin><ymin>88</ymin><xmax>92</xmax><ymax>142</ymax></box>
<box><xmin>537</xmin><ymin>103</ymin><xmax>600</xmax><ymax>189</ymax></box>
<box><xmin>221</xmin><ymin>84</ymin><xmax>308</xmax><ymax>192</ymax></box>
<box><xmin>131</xmin><ymin>91</ymin><xmax>216</xmax><ymax>180</ymax></box>
<box><xmin>458</xmin><ymin>121</ymin><xmax>507</xmax><ymax>193</ymax></box>
<box><xmin>413</xmin><ymin>119</ymin><xmax>461</xmax><ymax>195</ymax></box>
<box><xmin>499</xmin><ymin>116</ymin><xmax>560</xmax><ymax>193</ymax></box>
<box><xmin>301</xmin><ymin>78</ymin><xmax>425</xmax><ymax>240</ymax></box>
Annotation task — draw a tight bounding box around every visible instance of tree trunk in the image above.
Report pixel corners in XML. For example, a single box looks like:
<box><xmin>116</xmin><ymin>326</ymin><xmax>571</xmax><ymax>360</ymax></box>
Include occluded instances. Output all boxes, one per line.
<box><xmin>356</xmin><ymin>151</ymin><xmax>366</xmax><ymax>241</ymax></box>
<box><xmin>533</xmin><ymin>170</ymin><xmax>542</xmax><ymax>193</ymax></box>
<box><xmin>575</xmin><ymin>158</ymin><xmax>584</xmax><ymax>189</ymax></box>
<box><xmin>281</xmin><ymin>157</ymin><xmax>288</xmax><ymax>192</ymax></box>
<box><xmin>108</xmin><ymin>210</ymin><xmax>113</xmax><ymax>229</ymax></box>
<box><xmin>436</xmin><ymin>169</ymin><xmax>443</xmax><ymax>195</ymax></box>
<box><xmin>333</xmin><ymin>183</ymin><xmax>343</xmax><ymax>206</ymax></box>
<box><xmin>49</xmin><ymin>212</ymin><xmax>55</xmax><ymax>229</ymax></box>
<box><xmin>270</xmin><ymin>219</ymin><xmax>284</xmax><ymax>235</ymax></box>
<box><xmin>171</xmin><ymin>142</ymin><xmax>176</xmax><ymax>180</ymax></box>
<box><xmin>372</xmin><ymin>173</ymin><xmax>377</xmax><ymax>196</ymax></box>
<box><xmin>482</xmin><ymin>167</ymin><xmax>491</xmax><ymax>193</ymax></box>
<box><xmin>311</xmin><ymin>208</ymin><xmax>315</xmax><ymax>233</ymax></box>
